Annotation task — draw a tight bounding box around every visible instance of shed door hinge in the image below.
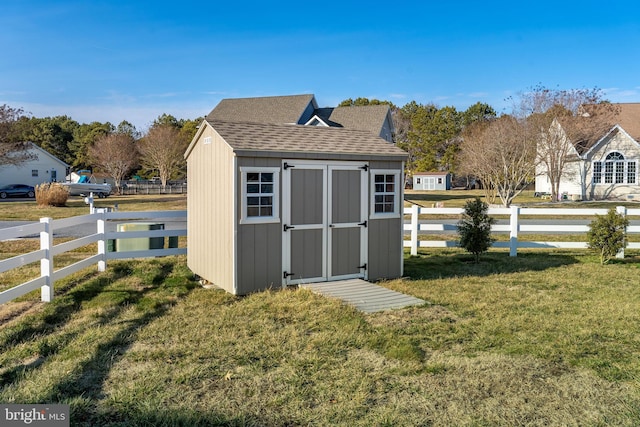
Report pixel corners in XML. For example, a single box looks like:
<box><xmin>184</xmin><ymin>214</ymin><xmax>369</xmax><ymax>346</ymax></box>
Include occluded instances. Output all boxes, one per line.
<box><xmin>283</xmin><ymin>162</ymin><xmax>295</xmax><ymax>170</ymax></box>
<box><xmin>360</xmin><ymin>164</ymin><xmax>369</xmax><ymax>171</ymax></box>
<box><xmin>358</xmin><ymin>221</ymin><xmax>367</xmax><ymax>227</ymax></box>
<box><xmin>357</xmin><ymin>263</ymin><xmax>367</xmax><ymax>270</ymax></box>
<box><xmin>283</xmin><ymin>271</ymin><xmax>295</xmax><ymax>279</ymax></box>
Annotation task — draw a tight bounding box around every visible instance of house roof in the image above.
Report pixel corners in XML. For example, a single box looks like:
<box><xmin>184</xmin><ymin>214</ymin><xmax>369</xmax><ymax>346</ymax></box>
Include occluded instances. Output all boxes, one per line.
<box><xmin>206</xmin><ymin>120</ymin><xmax>407</xmax><ymax>161</ymax></box>
<box><xmin>603</xmin><ymin>103</ymin><xmax>640</xmax><ymax>141</ymax></box>
<box><xmin>206</xmin><ymin>94</ymin><xmax>316</xmax><ymax>124</ymax></box>
<box><xmin>327</xmin><ymin>105</ymin><xmax>392</xmax><ymax>136</ymax></box>
<box><xmin>205</xmin><ymin>94</ymin><xmax>393</xmax><ymax>138</ymax></box>
<box><xmin>575</xmin><ymin>103</ymin><xmax>640</xmax><ymax>144</ymax></box>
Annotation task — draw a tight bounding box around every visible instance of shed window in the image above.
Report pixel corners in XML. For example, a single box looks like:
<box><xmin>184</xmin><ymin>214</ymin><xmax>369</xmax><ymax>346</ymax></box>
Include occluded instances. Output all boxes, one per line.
<box><xmin>32</xmin><ymin>170</ymin><xmax>38</xmax><ymax>177</ymax></box>
<box><xmin>371</xmin><ymin>170</ymin><xmax>401</xmax><ymax>219</ymax></box>
<box><xmin>240</xmin><ymin>167</ymin><xmax>280</xmax><ymax>224</ymax></box>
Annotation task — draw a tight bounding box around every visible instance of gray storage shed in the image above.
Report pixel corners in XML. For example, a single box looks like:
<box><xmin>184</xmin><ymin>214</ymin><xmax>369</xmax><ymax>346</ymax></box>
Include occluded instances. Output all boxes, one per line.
<box><xmin>184</xmin><ymin>95</ymin><xmax>408</xmax><ymax>295</ymax></box>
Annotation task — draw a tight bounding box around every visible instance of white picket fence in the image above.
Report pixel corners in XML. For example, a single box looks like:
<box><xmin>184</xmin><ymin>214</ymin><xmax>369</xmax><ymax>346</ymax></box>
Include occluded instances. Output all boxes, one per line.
<box><xmin>0</xmin><ymin>210</ymin><xmax>187</xmax><ymax>304</ymax></box>
<box><xmin>404</xmin><ymin>205</ymin><xmax>640</xmax><ymax>256</ymax></box>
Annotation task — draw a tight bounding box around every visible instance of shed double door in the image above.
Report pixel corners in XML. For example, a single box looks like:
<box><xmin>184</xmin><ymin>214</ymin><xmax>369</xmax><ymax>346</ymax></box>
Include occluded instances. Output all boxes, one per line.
<box><xmin>282</xmin><ymin>161</ymin><xmax>368</xmax><ymax>285</ymax></box>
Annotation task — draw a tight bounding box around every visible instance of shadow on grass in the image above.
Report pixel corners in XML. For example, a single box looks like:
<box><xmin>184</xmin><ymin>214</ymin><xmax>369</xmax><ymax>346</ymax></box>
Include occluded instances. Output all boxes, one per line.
<box><xmin>0</xmin><ymin>269</ymin><xmax>128</xmax><ymax>353</ymax></box>
<box><xmin>403</xmin><ymin>250</ymin><xmax>580</xmax><ymax>280</ymax></box>
<box><xmin>405</xmin><ymin>192</ymin><xmax>479</xmax><ymax>205</ymax></box>
<box><xmin>77</xmin><ymin>405</ymin><xmax>269</xmax><ymax>427</ymax></box>
<box><xmin>0</xmin><ymin>258</ymin><xmax>199</xmax><ymax>426</ymax></box>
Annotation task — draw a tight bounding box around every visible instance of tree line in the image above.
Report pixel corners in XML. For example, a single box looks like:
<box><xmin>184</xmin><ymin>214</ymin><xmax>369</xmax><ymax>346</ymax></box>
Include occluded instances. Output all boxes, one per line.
<box><xmin>2</xmin><ymin>85</ymin><xmax>615</xmax><ymax>204</ymax></box>
<box><xmin>342</xmin><ymin>85</ymin><xmax>616</xmax><ymax>206</ymax></box>
<box><xmin>0</xmin><ymin>105</ymin><xmax>200</xmax><ymax>191</ymax></box>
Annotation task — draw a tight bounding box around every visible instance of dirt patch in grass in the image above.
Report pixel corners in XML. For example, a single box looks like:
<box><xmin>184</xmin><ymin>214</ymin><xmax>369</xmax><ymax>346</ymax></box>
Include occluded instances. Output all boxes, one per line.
<box><xmin>365</xmin><ymin>304</ymin><xmax>458</xmax><ymax>328</ymax></box>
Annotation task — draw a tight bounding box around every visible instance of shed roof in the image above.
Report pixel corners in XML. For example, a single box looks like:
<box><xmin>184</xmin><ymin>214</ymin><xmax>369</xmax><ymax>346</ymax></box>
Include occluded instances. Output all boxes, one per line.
<box><xmin>206</xmin><ymin>94</ymin><xmax>316</xmax><ymax>124</ymax></box>
<box><xmin>206</xmin><ymin>120</ymin><xmax>407</xmax><ymax>160</ymax></box>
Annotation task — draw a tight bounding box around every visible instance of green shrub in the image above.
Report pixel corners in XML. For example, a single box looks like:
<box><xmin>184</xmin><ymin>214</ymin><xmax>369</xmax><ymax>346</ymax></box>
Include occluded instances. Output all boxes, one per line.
<box><xmin>457</xmin><ymin>197</ymin><xmax>495</xmax><ymax>262</ymax></box>
<box><xmin>35</xmin><ymin>183</ymin><xmax>69</xmax><ymax>207</ymax></box>
<box><xmin>587</xmin><ymin>208</ymin><xmax>629</xmax><ymax>265</ymax></box>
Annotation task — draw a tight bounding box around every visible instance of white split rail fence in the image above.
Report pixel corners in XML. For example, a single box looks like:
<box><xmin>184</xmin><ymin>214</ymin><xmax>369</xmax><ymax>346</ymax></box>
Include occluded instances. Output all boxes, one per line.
<box><xmin>0</xmin><ymin>209</ymin><xmax>187</xmax><ymax>304</ymax></box>
<box><xmin>404</xmin><ymin>205</ymin><xmax>640</xmax><ymax>256</ymax></box>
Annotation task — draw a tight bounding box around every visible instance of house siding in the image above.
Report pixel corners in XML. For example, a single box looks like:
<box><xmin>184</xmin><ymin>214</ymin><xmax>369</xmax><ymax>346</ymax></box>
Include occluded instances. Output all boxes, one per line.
<box><xmin>0</xmin><ymin>145</ymin><xmax>68</xmax><ymax>188</ymax></box>
<box><xmin>186</xmin><ymin>125</ymin><xmax>236</xmax><ymax>293</ymax></box>
<box><xmin>590</xmin><ymin>132</ymin><xmax>640</xmax><ymax>199</ymax></box>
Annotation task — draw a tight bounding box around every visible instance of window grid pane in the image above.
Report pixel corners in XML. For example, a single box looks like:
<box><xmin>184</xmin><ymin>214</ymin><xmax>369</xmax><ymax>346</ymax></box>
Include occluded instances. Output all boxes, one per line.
<box><xmin>593</xmin><ymin>162</ymin><xmax>602</xmax><ymax>184</ymax></box>
<box><xmin>615</xmin><ymin>162</ymin><xmax>625</xmax><ymax>184</ymax></box>
<box><xmin>246</xmin><ymin>172</ymin><xmax>276</xmax><ymax>218</ymax></box>
<box><xmin>628</xmin><ymin>162</ymin><xmax>637</xmax><ymax>184</ymax></box>
<box><xmin>604</xmin><ymin>162</ymin><xmax>614</xmax><ymax>184</ymax></box>
<box><xmin>373</xmin><ymin>173</ymin><xmax>397</xmax><ymax>214</ymax></box>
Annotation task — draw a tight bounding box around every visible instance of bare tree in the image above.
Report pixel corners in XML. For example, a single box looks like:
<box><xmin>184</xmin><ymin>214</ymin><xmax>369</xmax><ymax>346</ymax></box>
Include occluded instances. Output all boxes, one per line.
<box><xmin>138</xmin><ymin>124</ymin><xmax>187</xmax><ymax>188</ymax></box>
<box><xmin>88</xmin><ymin>133</ymin><xmax>139</xmax><ymax>192</ymax></box>
<box><xmin>513</xmin><ymin>86</ymin><xmax>617</xmax><ymax>201</ymax></box>
<box><xmin>460</xmin><ymin>116</ymin><xmax>536</xmax><ymax>207</ymax></box>
<box><xmin>0</xmin><ymin>104</ymin><xmax>35</xmax><ymax>166</ymax></box>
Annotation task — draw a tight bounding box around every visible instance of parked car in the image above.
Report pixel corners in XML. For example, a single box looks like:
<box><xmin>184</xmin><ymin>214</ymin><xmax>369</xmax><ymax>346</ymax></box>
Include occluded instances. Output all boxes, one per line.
<box><xmin>0</xmin><ymin>184</ymin><xmax>36</xmax><ymax>199</ymax></box>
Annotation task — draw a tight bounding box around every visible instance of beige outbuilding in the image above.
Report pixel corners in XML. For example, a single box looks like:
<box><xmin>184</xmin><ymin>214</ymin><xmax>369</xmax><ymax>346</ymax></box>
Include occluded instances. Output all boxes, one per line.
<box><xmin>184</xmin><ymin>95</ymin><xmax>408</xmax><ymax>295</ymax></box>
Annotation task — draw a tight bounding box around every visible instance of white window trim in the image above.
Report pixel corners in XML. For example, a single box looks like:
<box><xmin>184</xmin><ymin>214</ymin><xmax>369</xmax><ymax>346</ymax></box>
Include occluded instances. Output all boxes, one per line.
<box><xmin>370</xmin><ymin>169</ymin><xmax>401</xmax><ymax>219</ymax></box>
<box><xmin>592</xmin><ymin>157</ymin><xmax>637</xmax><ymax>185</ymax></box>
<box><xmin>239</xmin><ymin>166</ymin><xmax>280</xmax><ymax>224</ymax></box>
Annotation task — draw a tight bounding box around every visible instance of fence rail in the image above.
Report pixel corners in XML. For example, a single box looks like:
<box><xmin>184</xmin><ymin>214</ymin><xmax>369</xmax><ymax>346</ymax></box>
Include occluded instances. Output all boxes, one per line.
<box><xmin>404</xmin><ymin>205</ymin><xmax>640</xmax><ymax>256</ymax></box>
<box><xmin>0</xmin><ymin>210</ymin><xmax>187</xmax><ymax>304</ymax></box>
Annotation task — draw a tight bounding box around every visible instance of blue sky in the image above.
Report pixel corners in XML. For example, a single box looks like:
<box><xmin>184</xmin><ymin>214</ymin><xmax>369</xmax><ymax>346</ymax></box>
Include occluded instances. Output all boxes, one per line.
<box><xmin>2</xmin><ymin>0</ymin><xmax>640</xmax><ymax>131</ymax></box>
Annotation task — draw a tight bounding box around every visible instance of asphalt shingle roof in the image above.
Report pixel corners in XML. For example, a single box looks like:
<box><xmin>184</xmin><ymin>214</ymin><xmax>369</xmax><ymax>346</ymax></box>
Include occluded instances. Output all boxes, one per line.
<box><xmin>327</xmin><ymin>105</ymin><xmax>392</xmax><ymax>135</ymax></box>
<box><xmin>206</xmin><ymin>94</ymin><xmax>315</xmax><ymax>124</ymax></box>
<box><xmin>209</xmin><ymin>120</ymin><xmax>407</xmax><ymax>160</ymax></box>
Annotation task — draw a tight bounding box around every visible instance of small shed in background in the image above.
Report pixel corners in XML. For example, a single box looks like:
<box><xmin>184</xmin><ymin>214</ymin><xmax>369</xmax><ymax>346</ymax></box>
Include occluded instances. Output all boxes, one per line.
<box><xmin>184</xmin><ymin>94</ymin><xmax>408</xmax><ymax>295</ymax></box>
<box><xmin>412</xmin><ymin>172</ymin><xmax>451</xmax><ymax>190</ymax></box>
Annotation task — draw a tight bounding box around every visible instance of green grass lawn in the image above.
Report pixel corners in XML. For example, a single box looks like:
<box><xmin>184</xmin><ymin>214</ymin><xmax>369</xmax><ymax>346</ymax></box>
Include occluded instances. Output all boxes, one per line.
<box><xmin>1</xmin><ymin>251</ymin><xmax>639</xmax><ymax>426</ymax></box>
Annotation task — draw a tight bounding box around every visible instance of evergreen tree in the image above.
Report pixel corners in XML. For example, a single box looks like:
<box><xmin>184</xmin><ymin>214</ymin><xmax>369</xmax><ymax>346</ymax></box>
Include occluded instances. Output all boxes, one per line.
<box><xmin>457</xmin><ymin>197</ymin><xmax>495</xmax><ymax>262</ymax></box>
<box><xmin>587</xmin><ymin>208</ymin><xmax>629</xmax><ymax>265</ymax></box>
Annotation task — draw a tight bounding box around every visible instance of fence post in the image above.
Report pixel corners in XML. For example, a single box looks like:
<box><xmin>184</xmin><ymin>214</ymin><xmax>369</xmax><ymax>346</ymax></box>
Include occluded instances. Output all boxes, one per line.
<box><xmin>96</xmin><ymin>209</ymin><xmax>107</xmax><ymax>272</ymax></box>
<box><xmin>411</xmin><ymin>204</ymin><xmax>419</xmax><ymax>256</ymax></box>
<box><xmin>40</xmin><ymin>217</ymin><xmax>54</xmax><ymax>302</ymax></box>
<box><xmin>509</xmin><ymin>205</ymin><xmax>520</xmax><ymax>257</ymax></box>
<box><xmin>616</xmin><ymin>205</ymin><xmax>627</xmax><ymax>259</ymax></box>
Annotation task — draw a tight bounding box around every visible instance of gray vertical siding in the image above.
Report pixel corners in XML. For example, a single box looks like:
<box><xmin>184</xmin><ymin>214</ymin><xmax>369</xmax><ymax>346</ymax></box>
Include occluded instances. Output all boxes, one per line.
<box><xmin>236</xmin><ymin>223</ymin><xmax>282</xmax><ymax>293</ymax></box>
<box><xmin>368</xmin><ymin>217</ymin><xmax>403</xmax><ymax>280</ymax></box>
<box><xmin>367</xmin><ymin>160</ymin><xmax>404</xmax><ymax>281</ymax></box>
<box><xmin>235</xmin><ymin>157</ymin><xmax>283</xmax><ymax>294</ymax></box>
